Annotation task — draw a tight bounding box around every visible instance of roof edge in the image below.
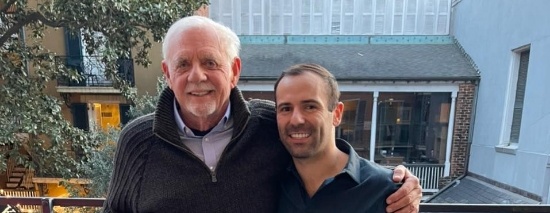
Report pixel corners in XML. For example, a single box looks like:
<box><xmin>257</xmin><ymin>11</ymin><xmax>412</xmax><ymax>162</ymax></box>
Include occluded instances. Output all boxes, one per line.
<box><xmin>239</xmin><ymin>35</ymin><xmax>454</xmax><ymax>45</ymax></box>
<box><xmin>424</xmin><ymin>174</ymin><xmax>467</xmax><ymax>203</ymax></box>
<box><xmin>240</xmin><ymin>76</ymin><xmax>480</xmax><ymax>82</ymax></box>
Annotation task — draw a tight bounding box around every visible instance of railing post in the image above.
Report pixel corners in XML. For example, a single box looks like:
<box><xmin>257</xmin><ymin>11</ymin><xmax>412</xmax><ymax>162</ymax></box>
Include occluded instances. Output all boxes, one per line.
<box><xmin>41</xmin><ymin>197</ymin><xmax>53</xmax><ymax>213</ymax></box>
<box><xmin>369</xmin><ymin>91</ymin><xmax>379</xmax><ymax>162</ymax></box>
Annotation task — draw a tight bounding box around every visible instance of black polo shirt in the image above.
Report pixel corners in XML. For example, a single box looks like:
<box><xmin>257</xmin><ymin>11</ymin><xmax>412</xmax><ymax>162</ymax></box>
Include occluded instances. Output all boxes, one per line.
<box><xmin>277</xmin><ymin>139</ymin><xmax>400</xmax><ymax>213</ymax></box>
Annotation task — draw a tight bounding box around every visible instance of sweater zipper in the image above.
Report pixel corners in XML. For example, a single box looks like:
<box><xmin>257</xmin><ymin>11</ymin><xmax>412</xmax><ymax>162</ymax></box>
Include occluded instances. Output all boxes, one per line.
<box><xmin>156</xmin><ymin>134</ymin><xmax>219</xmax><ymax>182</ymax></box>
<box><xmin>212</xmin><ymin>117</ymin><xmax>250</xmax><ymax>181</ymax></box>
<box><xmin>210</xmin><ymin>170</ymin><xmax>217</xmax><ymax>182</ymax></box>
<box><xmin>157</xmin><ymin>114</ymin><xmax>250</xmax><ymax>183</ymax></box>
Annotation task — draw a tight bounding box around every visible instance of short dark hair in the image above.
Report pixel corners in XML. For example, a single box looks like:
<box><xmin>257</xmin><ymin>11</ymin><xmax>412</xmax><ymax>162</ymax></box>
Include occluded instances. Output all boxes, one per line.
<box><xmin>274</xmin><ymin>63</ymin><xmax>340</xmax><ymax>111</ymax></box>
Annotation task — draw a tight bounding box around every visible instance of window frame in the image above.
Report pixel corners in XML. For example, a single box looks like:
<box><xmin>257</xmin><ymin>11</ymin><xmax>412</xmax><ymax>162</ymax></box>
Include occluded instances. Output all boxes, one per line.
<box><xmin>496</xmin><ymin>45</ymin><xmax>530</xmax><ymax>154</ymax></box>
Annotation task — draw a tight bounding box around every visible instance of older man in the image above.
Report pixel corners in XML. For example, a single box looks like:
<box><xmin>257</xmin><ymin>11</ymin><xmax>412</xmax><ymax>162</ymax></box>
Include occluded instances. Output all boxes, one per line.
<box><xmin>103</xmin><ymin>16</ymin><xmax>421</xmax><ymax>213</ymax></box>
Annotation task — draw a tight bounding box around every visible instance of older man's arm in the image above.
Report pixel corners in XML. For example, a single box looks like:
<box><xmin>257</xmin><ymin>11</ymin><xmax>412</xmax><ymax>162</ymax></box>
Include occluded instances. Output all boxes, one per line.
<box><xmin>386</xmin><ymin>165</ymin><xmax>422</xmax><ymax>213</ymax></box>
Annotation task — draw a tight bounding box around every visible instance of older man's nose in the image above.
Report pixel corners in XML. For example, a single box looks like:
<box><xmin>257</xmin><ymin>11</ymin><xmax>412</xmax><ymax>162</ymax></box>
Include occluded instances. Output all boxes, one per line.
<box><xmin>187</xmin><ymin>65</ymin><xmax>207</xmax><ymax>82</ymax></box>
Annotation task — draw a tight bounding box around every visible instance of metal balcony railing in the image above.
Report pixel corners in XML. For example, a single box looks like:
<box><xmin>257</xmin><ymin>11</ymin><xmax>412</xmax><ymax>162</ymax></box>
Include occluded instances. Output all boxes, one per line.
<box><xmin>406</xmin><ymin>164</ymin><xmax>445</xmax><ymax>193</ymax></box>
<box><xmin>56</xmin><ymin>56</ymin><xmax>135</xmax><ymax>87</ymax></box>
<box><xmin>1</xmin><ymin>197</ymin><xmax>549</xmax><ymax>213</ymax></box>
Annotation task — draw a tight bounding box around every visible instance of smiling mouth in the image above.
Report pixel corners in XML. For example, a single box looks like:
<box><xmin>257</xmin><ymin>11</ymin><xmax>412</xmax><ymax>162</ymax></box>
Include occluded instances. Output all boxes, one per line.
<box><xmin>290</xmin><ymin>133</ymin><xmax>310</xmax><ymax>139</ymax></box>
<box><xmin>189</xmin><ymin>91</ymin><xmax>212</xmax><ymax>96</ymax></box>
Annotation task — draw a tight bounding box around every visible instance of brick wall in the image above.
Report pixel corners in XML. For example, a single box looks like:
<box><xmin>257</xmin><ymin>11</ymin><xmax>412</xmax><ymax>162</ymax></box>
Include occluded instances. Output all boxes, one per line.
<box><xmin>449</xmin><ymin>82</ymin><xmax>476</xmax><ymax>179</ymax></box>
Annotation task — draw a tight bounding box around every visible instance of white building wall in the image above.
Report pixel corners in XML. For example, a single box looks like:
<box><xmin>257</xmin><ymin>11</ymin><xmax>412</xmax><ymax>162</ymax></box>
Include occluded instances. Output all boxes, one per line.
<box><xmin>209</xmin><ymin>0</ymin><xmax>451</xmax><ymax>35</ymax></box>
<box><xmin>452</xmin><ymin>0</ymin><xmax>550</xmax><ymax>201</ymax></box>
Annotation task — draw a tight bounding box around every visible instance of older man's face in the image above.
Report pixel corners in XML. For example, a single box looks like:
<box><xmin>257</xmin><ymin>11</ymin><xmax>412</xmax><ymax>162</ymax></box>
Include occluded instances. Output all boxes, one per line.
<box><xmin>162</xmin><ymin>26</ymin><xmax>240</xmax><ymax>127</ymax></box>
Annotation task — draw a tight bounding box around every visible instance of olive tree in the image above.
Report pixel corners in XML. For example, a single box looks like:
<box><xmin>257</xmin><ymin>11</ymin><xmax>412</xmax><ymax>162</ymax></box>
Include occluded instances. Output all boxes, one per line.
<box><xmin>80</xmin><ymin>76</ymin><xmax>165</xmax><ymax>198</ymax></box>
<box><xmin>0</xmin><ymin>0</ymin><xmax>207</xmax><ymax>178</ymax></box>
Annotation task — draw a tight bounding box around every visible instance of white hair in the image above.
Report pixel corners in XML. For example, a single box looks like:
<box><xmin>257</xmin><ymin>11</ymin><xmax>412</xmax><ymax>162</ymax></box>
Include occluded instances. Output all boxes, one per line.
<box><xmin>162</xmin><ymin>16</ymin><xmax>240</xmax><ymax>64</ymax></box>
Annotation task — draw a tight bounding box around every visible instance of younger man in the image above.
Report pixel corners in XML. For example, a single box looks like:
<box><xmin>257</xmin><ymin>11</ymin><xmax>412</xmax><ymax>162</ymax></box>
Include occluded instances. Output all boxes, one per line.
<box><xmin>275</xmin><ymin>64</ymin><xmax>400</xmax><ymax>212</ymax></box>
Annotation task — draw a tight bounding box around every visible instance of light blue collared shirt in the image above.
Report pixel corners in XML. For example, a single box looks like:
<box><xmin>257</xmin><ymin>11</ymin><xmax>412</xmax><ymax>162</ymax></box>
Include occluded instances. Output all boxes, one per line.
<box><xmin>173</xmin><ymin>100</ymin><xmax>234</xmax><ymax>171</ymax></box>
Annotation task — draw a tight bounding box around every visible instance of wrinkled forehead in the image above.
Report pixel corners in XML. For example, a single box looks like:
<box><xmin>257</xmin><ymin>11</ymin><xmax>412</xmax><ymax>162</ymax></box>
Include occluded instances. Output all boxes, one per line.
<box><xmin>166</xmin><ymin>27</ymin><xmax>224</xmax><ymax>56</ymax></box>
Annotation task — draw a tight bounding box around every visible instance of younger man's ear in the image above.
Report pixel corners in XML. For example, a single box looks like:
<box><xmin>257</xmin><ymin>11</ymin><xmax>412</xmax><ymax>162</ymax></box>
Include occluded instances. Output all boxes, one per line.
<box><xmin>333</xmin><ymin>102</ymin><xmax>344</xmax><ymax>126</ymax></box>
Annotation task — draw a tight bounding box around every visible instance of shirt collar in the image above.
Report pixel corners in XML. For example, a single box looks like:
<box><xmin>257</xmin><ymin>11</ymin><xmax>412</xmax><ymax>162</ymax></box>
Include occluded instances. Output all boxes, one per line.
<box><xmin>286</xmin><ymin>139</ymin><xmax>362</xmax><ymax>185</ymax></box>
<box><xmin>173</xmin><ymin>99</ymin><xmax>231</xmax><ymax>134</ymax></box>
<box><xmin>335</xmin><ymin>139</ymin><xmax>362</xmax><ymax>184</ymax></box>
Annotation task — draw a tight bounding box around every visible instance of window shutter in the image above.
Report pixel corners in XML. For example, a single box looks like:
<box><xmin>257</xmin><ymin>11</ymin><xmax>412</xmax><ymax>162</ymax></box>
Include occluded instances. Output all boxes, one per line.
<box><xmin>64</xmin><ymin>28</ymin><xmax>85</xmax><ymax>86</ymax></box>
<box><xmin>392</xmin><ymin>0</ymin><xmax>405</xmax><ymax>34</ymax></box>
<box><xmin>374</xmin><ymin>0</ymin><xmax>386</xmax><ymax>34</ymax></box>
<box><xmin>270</xmin><ymin>0</ymin><xmax>281</xmax><ymax>34</ymax></box>
<box><xmin>71</xmin><ymin>103</ymin><xmax>89</xmax><ymax>131</ymax></box>
<box><xmin>404</xmin><ymin>0</ymin><xmax>418</xmax><ymax>34</ymax></box>
<box><xmin>360</xmin><ymin>0</ymin><xmax>375</xmax><ymax>34</ymax></box>
<box><xmin>117</xmin><ymin>58</ymin><xmax>135</xmax><ymax>86</ymax></box>
<box><xmin>331</xmin><ymin>0</ymin><xmax>342</xmax><ymax>34</ymax></box>
<box><xmin>427</xmin><ymin>1</ymin><xmax>436</xmax><ymax>34</ymax></box>
<box><xmin>510</xmin><ymin>50</ymin><xmax>530</xmax><ymax>143</ymax></box>
<box><xmin>119</xmin><ymin>104</ymin><xmax>132</xmax><ymax>126</ymax></box>
<box><xmin>436</xmin><ymin>0</ymin><xmax>450</xmax><ymax>34</ymax></box>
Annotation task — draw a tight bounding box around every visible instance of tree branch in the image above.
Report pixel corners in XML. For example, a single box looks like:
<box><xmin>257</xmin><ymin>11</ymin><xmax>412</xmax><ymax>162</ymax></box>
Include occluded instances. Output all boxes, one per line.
<box><xmin>33</xmin><ymin>11</ymin><xmax>64</xmax><ymax>27</ymax></box>
<box><xmin>0</xmin><ymin>11</ymin><xmax>63</xmax><ymax>45</ymax></box>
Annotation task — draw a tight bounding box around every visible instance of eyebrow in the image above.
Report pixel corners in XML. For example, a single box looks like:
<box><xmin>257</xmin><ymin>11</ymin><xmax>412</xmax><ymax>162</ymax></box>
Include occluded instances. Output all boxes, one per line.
<box><xmin>276</xmin><ymin>102</ymin><xmax>289</xmax><ymax>108</ymax></box>
<box><xmin>276</xmin><ymin>99</ymin><xmax>320</xmax><ymax>108</ymax></box>
<box><xmin>174</xmin><ymin>57</ymin><xmax>189</xmax><ymax>66</ymax></box>
<box><xmin>301</xmin><ymin>99</ymin><xmax>320</xmax><ymax>105</ymax></box>
<box><xmin>199</xmin><ymin>53</ymin><xmax>217</xmax><ymax>60</ymax></box>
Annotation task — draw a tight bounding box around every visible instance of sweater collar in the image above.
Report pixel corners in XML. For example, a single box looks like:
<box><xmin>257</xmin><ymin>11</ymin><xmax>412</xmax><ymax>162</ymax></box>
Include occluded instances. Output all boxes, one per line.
<box><xmin>172</xmin><ymin>99</ymin><xmax>232</xmax><ymax>134</ymax></box>
<box><xmin>153</xmin><ymin>87</ymin><xmax>251</xmax><ymax>146</ymax></box>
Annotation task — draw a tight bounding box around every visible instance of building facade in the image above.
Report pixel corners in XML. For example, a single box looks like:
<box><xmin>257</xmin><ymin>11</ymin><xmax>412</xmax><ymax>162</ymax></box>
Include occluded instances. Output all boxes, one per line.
<box><xmin>453</xmin><ymin>0</ymin><xmax>550</xmax><ymax>203</ymax></box>
<box><xmin>2</xmin><ymin>0</ymin><xmax>488</xmax><ymax>197</ymax></box>
<box><xmin>0</xmin><ymin>0</ymin><xmax>165</xmax><ymax>193</ymax></box>
<box><xmin>210</xmin><ymin>0</ymin><xmax>479</xmax><ymax>193</ymax></box>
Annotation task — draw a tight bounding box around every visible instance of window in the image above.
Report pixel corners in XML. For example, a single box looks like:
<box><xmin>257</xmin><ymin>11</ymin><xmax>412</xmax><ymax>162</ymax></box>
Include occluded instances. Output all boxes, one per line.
<box><xmin>92</xmin><ymin>103</ymin><xmax>122</xmax><ymax>130</ymax></box>
<box><xmin>374</xmin><ymin>0</ymin><xmax>386</xmax><ymax>34</ymax></box>
<box><xmin>392</xmin><ymin>0</ymin><xmax>405</xmax><ymax>34</ymax></box>
<box><xmin>359</xmin><ymin>0</ymin><xmax>375</xmax><ymax>34</ymax></box>
<box><xmin>269</xmin><ymin>0</ymin><xmax>282</xmax><ymax>34</ymax></box>
<box><xmin>300</xmin><ymin>0</ymin><xmax>311</xmax><ymax>34</ymax></box>
<box><xmin>331</xmin><ymin>0</ymin><xmax>342</xmax><ymax>34</ymax></box>
<box><xmin>375</xmin><ymin>92</ymin><xmax>451</xmax><ymax>164</ymax></box>
<box><xmin>80</xmin><ymin>29</ymin><xmax>111</xmax><ymax>85</ymax></box>
<box><xmin>220</xmin><ymin>0</ymin><xmax>233</xmax><ymax>30</ymax></box>
<box><xmin>335</xmin><ymin>92</ymin><xmax>451</xmax><ymax>164</ymax></box>
<box><xmin>404</xmin><ymin>0</ymin><xmax>418</xmax><ymax>34</ymax></box>
<box><xmin>311</xmin><ymin>0</ymin><xmax>325</xmax><ymax>34</ymax></box>
<box><xmin>209</xmin><ymin>0</ymin><xmax>451</xmax><ymax>35</ymax></box>
<box><xmin>282</xmin><ymin>0</ymin><xmax>293</xmax><ymax>34</ymax></box>
<box><xmin>509</xmin><ymin>49</ymin><xmax>530</xmax><ymax>144</ymax></box>
<box><xmin>251</xmin><ymin>0</ymin><xmax>264</xmax><ymax>34</ymax></box>
<box><xmin>341</xmin><ymin>0</ymin><xmax>355</xmax><ymax>34</ymax></box>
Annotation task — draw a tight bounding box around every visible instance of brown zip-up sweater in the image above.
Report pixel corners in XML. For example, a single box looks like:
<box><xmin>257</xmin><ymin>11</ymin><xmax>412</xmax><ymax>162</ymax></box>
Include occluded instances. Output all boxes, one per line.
<box><xmin>103</xmin><ymin>87</ymin><xmax>290</xmax><ymax>213</ymax></box>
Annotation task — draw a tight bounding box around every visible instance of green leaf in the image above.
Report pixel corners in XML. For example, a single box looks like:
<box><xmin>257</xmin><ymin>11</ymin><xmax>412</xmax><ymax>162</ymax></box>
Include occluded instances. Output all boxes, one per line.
<box><xmin>1</xmin><ymin>0</ymin><xmax>204</xmax><ymax>198</ymax></box>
